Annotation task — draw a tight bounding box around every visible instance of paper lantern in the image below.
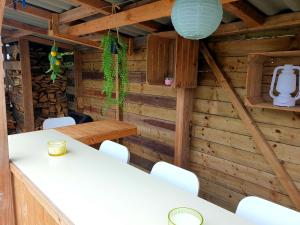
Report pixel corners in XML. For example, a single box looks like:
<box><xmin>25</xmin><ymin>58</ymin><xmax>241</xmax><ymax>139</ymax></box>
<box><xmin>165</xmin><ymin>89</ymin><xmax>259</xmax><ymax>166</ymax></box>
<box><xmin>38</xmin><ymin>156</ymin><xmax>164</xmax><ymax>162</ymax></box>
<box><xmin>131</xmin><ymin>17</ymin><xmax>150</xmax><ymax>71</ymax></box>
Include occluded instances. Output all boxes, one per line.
<box><xmin>171</xmin><ymin>0</ymin><xmax>223</xmax><ymax>40</ymax></box>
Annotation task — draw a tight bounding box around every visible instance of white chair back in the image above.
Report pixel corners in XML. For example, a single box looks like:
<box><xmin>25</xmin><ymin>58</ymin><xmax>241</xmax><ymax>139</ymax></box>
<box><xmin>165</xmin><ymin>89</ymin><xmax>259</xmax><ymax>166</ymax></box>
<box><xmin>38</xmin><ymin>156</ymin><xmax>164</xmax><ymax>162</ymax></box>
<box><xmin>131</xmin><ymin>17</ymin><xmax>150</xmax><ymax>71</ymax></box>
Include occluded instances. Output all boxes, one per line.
<box><xmin>99</xmin><ymin>140</ymin><xmax>130</xmax><ymax>164</ymax></box>
<box><xmin>150</xmin><ymin>161</ymin><xmax>199</xmax><ymax>195</ymax></box>
<box><xmin>43</xmin><ymin>117</ymin><xmax>76</xmax><ymax>129</ymax></box>
<box><xmin>236</xmin><ymin>196</ymin><xmax>300</xmax><ymax>225</ymax></box>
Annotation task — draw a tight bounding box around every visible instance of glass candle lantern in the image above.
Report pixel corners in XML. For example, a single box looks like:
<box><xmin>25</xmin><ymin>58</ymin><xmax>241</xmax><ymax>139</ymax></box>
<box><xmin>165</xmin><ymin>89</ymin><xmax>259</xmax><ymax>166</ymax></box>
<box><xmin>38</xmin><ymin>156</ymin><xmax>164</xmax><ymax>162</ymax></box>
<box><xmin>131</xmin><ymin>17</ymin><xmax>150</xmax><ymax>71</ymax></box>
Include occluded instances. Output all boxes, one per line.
<box><xmin>48</xmin><ymin>140</ymin><xmax>67</xmax><ymax>156</ymax></box>
<box><xmin>168</xmin><ymin>207</ymin><xmax>203</xmax><ymax>225</ymax></box>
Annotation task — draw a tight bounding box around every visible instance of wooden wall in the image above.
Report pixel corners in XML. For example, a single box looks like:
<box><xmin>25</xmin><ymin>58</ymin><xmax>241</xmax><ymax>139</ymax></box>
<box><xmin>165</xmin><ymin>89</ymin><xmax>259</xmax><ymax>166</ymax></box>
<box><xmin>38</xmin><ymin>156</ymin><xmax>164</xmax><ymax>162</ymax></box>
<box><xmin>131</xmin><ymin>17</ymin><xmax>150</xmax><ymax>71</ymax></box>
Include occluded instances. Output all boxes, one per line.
<box><xmin>79</xmin><ymin>30</ymin><xmax>300</xmax><ymax>212</ymax></box>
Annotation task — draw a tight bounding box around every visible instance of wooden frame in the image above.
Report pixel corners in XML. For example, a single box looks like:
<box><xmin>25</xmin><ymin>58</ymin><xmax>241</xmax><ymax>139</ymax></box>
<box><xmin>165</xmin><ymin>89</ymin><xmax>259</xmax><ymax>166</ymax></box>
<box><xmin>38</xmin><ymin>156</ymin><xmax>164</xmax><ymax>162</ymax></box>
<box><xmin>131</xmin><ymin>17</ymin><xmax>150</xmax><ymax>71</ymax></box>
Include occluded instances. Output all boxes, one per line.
<box><xmin>146</xmin><ymin>31</ymin><xmax>199</xmax><ymax>88</ymax></box>
<box><xmin>246</xmin><ymin>50</ymin><xmax>300</xmax><ymax>112</ymax></box>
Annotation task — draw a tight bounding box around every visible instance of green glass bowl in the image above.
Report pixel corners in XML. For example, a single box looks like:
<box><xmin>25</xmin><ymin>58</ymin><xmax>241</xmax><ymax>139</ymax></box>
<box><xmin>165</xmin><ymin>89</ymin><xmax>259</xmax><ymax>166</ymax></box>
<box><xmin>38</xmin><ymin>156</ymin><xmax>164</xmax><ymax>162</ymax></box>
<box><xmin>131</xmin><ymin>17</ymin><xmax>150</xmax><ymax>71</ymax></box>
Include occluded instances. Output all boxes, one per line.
<box><xmin>168</xmin><ymin>207</ymin><xmax>204</xmax><ymax>225</ymax></box>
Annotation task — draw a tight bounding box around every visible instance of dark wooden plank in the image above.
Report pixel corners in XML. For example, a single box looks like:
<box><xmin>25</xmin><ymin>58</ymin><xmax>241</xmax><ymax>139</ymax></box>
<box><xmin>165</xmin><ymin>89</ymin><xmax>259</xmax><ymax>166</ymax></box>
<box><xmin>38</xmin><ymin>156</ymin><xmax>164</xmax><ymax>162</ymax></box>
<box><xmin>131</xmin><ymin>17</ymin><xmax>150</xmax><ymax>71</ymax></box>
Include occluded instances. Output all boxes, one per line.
<box><xmin>125</xmin><ymin>135</ymin><xmax>174</xmax><ymax>157</ymax></box>
<box><xmin>19</xmin><ymin>39</ymin><xmax>34</xmax><ymax>132</ymax></box>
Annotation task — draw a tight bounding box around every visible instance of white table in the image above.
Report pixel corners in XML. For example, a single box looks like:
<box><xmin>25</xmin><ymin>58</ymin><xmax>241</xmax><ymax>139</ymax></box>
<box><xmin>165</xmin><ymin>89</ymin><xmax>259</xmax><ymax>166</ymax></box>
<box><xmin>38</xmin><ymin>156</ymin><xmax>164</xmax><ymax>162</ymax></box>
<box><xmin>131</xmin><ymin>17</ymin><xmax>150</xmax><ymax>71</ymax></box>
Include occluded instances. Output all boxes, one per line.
<box><xmin>9</xmin><ymin>130</ymin><xmax>254</xmax><ymax>225</ymax></box>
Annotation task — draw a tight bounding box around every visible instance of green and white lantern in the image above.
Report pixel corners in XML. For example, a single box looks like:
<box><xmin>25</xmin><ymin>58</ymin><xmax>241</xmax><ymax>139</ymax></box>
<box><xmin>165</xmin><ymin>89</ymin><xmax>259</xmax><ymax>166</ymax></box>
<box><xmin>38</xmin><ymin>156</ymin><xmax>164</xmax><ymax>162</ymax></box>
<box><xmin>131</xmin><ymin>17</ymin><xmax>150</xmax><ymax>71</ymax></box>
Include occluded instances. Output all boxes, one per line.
<box><xmin>171</xmin><ymin>0</ymin><xmax>223</xmax><ymax>40</ymax></box>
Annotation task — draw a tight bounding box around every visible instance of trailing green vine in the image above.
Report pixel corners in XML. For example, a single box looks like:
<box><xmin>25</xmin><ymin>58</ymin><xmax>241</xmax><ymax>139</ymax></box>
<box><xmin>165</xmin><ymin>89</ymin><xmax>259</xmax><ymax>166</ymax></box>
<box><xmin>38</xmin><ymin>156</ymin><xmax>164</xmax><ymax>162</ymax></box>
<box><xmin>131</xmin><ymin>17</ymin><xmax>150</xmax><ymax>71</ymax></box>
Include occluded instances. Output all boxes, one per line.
<box><xmin>47</xmin><ymin>43</ymin><xmax>73</xmax><ymax>82</ymax></box>
<box><xmin>101</xmin><ymin>33</ymin><xmax>129</xmax><ymax>111</ymax></box>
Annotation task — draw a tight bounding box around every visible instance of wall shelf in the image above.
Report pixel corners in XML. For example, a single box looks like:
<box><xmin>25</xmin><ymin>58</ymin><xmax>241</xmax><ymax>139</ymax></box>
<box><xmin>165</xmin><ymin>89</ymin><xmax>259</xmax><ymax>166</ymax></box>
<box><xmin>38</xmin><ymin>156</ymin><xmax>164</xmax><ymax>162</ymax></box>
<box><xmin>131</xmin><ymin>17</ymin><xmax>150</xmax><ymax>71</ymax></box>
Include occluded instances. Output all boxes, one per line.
<box><xmin>245</xmin><ymin>50</ymin><xmax>300</xmax><ymax>112</ymax></box>
<box><xmin>146</xmin><ymin>31</ymin><xmax>199</xmax><ymax>88</ymax></box>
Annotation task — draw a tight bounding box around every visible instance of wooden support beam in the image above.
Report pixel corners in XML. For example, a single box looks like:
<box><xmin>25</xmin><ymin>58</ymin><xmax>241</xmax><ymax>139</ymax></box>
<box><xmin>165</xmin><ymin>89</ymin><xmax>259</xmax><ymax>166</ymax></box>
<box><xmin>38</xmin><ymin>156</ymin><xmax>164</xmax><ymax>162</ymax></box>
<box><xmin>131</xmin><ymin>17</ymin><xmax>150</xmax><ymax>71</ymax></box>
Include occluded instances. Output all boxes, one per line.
<box><xmin>5</xmin><ymin>0</ymin><xmax>52</xmax><ymax>21</ymax></box>
<box><xmin>3</xmin><ymin>18</ymin><xmax>47</xmax><ymax>35</ymax></box>
<box><xmin>64</xmin><ymin>0</ymin><xmax>238</xmax><ymax>36</ymax></box>
<box><xmin>22</xmin><ymin>36</ymin><xmax>74</xmax><ymax>50</ymax></box>
<box><xmin>19</xmin><ymin>39</ymin><xmax>34</xmax><ymax>132</ymax></box>
<box><xmin>65</xmin><ymin>0</ymin><xmax>174</xmax><ymax>36</ymax></box>
<box><xmin>199</xmin><ymin>41</ymin><xmax>300</xmax><ymax>210</ymax></box>
<box><xmin>59</xmin><ymin>5</ymin><xmax>100</xmax><ymax>24</ymax></box>
<box><xmin>2</xmin><ymin>30</ymin><xmax>33</xmax><ymax>43</ymax></box>
<box><xmin>0</xmin><ymin>0</ymin><xmax>15</xmax><ymax>224</ymax></box>
<box><xmin>1</xmin><ymin>29</ymin><xmax>14</xmax><ymax>37</ymax></box>
<box><xmin>49</xmin><ymin>14</ymin><xmax>101</xmax><ymax>49</ymax></box>
<box><xmin>214</xmin><ymin>11</ymin><xmax>300</xmax><ymax>37</ymax></box>
<box><xmin>223</xmin><ymin>0</ymin><xmax>265</xmax><ymax>27</ymax></box>
<box><xmin>62</xmin><ymin>0</ymin><xmax>164</xmax><ymax>33</ymax></box>
<box><xmin>174</xmin><ymin>88</ymin><xmax>194</xmax><ymax>168</ymax></box>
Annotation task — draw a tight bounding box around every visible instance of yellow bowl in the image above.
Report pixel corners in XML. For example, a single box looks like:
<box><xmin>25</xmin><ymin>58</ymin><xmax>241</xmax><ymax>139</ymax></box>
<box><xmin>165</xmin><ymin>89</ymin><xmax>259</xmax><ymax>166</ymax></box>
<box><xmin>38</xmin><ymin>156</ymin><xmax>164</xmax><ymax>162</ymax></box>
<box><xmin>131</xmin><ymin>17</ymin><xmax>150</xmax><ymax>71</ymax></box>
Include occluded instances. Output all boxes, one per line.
<box><xmin>48</xmin><ymin>140</ymin><xmax>67</xmax><ymax>157</ymax></box>
<box><xmin>168</xmin><ymin>207</ymin><xmax>204</xmax><ymax>225</ymax></box>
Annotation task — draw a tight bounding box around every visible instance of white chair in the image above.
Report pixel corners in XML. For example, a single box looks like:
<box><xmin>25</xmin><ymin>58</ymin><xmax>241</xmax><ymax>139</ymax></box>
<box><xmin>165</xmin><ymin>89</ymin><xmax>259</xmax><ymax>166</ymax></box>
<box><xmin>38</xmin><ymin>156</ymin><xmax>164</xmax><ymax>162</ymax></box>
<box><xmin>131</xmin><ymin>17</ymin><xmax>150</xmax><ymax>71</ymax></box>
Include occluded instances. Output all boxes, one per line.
<box><xmin>236</xmin><ymin>196</ymin><xmax>300</xmax><ymax>225</ymax></box>
<box><xmin>150</xmin><ymin>161</ymin><xmax>199</xmax><ymax>195</ymax></box>
<box><xmin>43</xmin><ymin>117</ymin><xmax>76</xmax><ymax>129</ymax></box>
<box><xmin>99</xmin><ymin>140</ymin><xmax>130</xmax><ymax>164</ymax></box>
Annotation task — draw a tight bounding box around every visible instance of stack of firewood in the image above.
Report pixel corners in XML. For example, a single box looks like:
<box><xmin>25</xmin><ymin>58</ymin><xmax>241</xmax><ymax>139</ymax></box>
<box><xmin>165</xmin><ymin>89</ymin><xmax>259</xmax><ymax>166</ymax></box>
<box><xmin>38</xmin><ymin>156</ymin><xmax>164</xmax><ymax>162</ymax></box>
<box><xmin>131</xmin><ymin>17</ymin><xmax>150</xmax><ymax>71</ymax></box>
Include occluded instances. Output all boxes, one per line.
<box><xmin>32</xmin><ymin>74</ymin><xmax>68</xmax><ymax>130</ymax></box>
<box><xmin>30</xmin><ymin>45</ymin><xmax>69</xmax><ymax>130</ymax></box>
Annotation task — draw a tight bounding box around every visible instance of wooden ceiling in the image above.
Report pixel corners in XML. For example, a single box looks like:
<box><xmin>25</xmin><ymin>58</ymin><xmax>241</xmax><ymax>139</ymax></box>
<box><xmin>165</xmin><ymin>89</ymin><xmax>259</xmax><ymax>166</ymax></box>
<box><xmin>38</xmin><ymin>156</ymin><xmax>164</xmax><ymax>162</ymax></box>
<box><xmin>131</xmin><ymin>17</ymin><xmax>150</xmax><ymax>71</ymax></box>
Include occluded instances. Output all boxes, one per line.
<box><xmin>1</xmin><ymin>0</ymin><xmax>299</xmax><ymax>48</ymax></box>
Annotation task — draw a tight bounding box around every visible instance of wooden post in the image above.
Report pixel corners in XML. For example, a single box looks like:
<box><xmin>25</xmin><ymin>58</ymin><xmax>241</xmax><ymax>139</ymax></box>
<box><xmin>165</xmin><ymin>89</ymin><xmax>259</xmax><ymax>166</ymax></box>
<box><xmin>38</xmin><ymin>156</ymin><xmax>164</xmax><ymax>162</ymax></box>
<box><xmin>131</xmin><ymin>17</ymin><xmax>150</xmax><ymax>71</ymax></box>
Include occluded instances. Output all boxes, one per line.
<box><xmin>19</xmin><ymin>38</ymin><xmax>34</xmax><ymax>132</ymax></box>
<box><xmin>0</xmin><ymin>0</ymin><xmax>15</xmax><ymax>224</ymax></box>
<box><xmin>174</xmin><ymin>88</ymin><xmax>194</xmax><ymax>168</ymax></box>
<box><xmin>74</xmin><ymin>51</ymin><xmax>83</xmax><ymax>112</ymax></box>
<box><xmin>200</xmin><ymin>41</ymin><xmax>300</xmax><ymax>210</ymax></box>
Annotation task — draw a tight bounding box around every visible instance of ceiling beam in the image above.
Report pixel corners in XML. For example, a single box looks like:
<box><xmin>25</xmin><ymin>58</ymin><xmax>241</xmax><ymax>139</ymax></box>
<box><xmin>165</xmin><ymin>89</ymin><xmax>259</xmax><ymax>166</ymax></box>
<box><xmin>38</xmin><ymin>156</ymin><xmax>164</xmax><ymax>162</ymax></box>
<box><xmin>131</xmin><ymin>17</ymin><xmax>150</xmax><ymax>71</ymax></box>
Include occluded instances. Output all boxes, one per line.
<box><xmin>2</xmin><ymin>30</ymin><xmax>33</xmax><ymax>43</ymax></box>
<box><xmin>49</xmin><ymin>14</ymin><xmax>100</xmax><ymax>49</ymax></box>
<box><xmin>223</xmin><ymin>0</ymin><xmax>265</xmax><ymax>27</ymax></box>
<box><xmin>1</xmin><ymin>29</ymin><xmax>14</xmax><ymax>37</ymax></box>
<box><xmin>64</xmin><ymin>0</ymin><xmax>238</xmax><ymax>36</ymax></box>
<box><xmin>214</xmin><ymin>11</ymin><xmax>300</xmax><ymax>36</ymax></box>
<box><xmin>65</xmin><ymin>0</ymin><xmax>174</xmax><ymax>36</ymax></box>
<box><xmin>3</xmin><ymin>18</ymin><xmax>47</xmax><ymax>35</ymax></box>
<box><xmin>5</xmin><ymin>0</ymin><xmax>52</xmax><ymax>21</ymax></box>
<box><xmin>61</xmin><ymin>0</ymin><xmax>164</xmax><ymax>33</ymax></box>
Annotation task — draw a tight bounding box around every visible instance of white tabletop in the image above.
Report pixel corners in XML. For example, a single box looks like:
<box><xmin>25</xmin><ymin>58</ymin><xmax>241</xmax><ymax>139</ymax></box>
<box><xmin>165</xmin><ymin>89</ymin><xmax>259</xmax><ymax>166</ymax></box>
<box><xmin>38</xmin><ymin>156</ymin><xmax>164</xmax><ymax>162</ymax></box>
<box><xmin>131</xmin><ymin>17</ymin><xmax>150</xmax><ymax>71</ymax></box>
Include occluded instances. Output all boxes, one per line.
<box><xmin>9</xmin><ymin>130</ymin><xmax>254</xmax><ymax>225</ymax></box>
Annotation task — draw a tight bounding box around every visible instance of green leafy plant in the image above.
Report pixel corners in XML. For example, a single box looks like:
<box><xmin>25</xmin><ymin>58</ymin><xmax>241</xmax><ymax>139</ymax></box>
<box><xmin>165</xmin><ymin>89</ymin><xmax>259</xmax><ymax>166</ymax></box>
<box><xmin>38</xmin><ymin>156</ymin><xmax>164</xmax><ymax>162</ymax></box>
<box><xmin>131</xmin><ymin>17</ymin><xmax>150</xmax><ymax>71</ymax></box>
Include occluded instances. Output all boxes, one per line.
<box><xmin>47</xmin><ymin>44</ymin><xmax>73</xmax><ymax>82</ymax></box>
<box><xmin>101</xmin><ymin>33</ymin><xmax>129</xmax><ymax>111</ymax></box>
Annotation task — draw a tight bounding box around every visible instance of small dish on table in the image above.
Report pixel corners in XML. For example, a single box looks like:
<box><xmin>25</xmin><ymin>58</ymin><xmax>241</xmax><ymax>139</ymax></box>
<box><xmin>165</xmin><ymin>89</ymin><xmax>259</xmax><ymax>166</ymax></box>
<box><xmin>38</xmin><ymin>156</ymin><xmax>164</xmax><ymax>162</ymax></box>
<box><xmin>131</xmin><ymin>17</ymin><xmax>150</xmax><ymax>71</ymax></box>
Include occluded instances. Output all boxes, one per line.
<box><xmin>48</xmin><ymin>140</ymin><xmax>67</xmax><ymax>156</ymax></box>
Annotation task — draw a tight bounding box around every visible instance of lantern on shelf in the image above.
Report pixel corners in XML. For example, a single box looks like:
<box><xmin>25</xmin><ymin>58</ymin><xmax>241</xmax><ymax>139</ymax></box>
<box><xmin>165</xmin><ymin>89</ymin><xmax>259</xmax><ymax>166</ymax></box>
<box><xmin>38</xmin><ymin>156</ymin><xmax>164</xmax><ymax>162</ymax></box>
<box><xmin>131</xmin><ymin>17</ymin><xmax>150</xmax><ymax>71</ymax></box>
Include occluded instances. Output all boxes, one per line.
<box><xmin>171</xmin><ymin>0</ymin><xmax>223</xmax><ymax>40</ymax></box>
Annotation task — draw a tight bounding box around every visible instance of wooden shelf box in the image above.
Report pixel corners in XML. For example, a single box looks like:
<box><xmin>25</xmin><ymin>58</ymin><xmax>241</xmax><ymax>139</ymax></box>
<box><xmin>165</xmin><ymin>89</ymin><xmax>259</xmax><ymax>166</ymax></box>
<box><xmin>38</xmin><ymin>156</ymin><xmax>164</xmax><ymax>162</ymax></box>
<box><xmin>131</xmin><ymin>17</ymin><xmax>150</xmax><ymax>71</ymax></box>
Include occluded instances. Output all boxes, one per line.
<box><xmin>246</xmin><ymin>50</ymin><xmax>300</xmax><ymax>112</ymax></box>
<box><xmin>146</xmin><ymin>31</ymin><xmax>199</xmax><ymax>88</ymax></box>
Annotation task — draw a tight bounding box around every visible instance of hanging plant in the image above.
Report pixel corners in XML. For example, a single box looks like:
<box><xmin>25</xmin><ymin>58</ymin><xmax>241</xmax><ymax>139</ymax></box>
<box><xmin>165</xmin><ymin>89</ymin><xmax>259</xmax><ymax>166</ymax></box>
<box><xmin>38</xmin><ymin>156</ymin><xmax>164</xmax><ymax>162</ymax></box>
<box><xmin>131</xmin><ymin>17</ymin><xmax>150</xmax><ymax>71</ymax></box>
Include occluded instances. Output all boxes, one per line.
<box><xmin>101</xmin><ymin>32</ymin><xmax>129</xmax><ymax>111</ymax></box>
<box><xmin>46</xmin><ymin>43</ymin><xmax>74</xmax><ymax>82</ymax></box>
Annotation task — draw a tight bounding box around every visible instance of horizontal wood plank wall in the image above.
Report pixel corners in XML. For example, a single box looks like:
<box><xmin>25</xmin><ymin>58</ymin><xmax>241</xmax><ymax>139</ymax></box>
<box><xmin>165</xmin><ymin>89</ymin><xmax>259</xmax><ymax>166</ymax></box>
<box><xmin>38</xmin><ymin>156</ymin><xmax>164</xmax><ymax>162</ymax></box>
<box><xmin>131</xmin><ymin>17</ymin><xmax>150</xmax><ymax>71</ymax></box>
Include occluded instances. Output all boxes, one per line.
<box><xmin>193</xmin><ymin>31</ymin><xmax>300</xmax><ymax>211</ymax></box>
<box><xmin>80</xmin><ymin>38</ymin><xmax>176</xmax><ymax>170</ymax></box>
<box><xmin>80</xmin><ymin>32</ymin><xmax>300</xmax><ymax>212</ymax></box>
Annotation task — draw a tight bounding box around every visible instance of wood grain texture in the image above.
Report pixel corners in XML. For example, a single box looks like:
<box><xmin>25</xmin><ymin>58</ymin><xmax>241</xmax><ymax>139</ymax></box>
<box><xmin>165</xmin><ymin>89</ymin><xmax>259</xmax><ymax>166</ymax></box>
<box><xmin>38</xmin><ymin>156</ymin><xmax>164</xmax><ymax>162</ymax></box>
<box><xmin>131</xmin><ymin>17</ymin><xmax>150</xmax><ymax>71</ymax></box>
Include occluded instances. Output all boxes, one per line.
<box><xmin>174</xmin><ymin>88</ymin><xmax>194</xmax><ymax>168</ymax></box>
<box><xmin>11</xmin><ymin>164</ymin><xmax>71</xmax><ymax>225</ymax></box>
<box><xmin>19</xmin><ymin>39</ymin><xmax>34</xmax><ymax>132</ymax></box>
<box><xmin>0</xmin><ymin>0</ymin><xmax>15</xmax><ymax>222</ymax></box>
<box><xmin>55</xmin><ymin>120</ymin><xmax>137</xmax><ymax>145</ymax></box>
<box><xmin>200</xmin><ymin>42</ymin><xmax>300</xmax><ymax>210</ymax></box>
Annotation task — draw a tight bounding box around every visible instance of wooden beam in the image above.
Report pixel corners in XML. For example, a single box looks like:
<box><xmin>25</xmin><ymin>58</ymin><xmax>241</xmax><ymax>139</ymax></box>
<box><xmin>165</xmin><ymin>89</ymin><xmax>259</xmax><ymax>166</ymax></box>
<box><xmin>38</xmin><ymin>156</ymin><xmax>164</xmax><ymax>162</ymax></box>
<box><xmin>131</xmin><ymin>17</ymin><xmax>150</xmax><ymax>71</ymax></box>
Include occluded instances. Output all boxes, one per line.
<box><xmin>5</xmin><ymin>0</ymin><xmax>52</xmax><ymax>21</ymax></box>
<box><xmin>22</xmin><ymin>36</ymin><xmax>74</xmax><ymax>50</ymax></box>
<box><xmin>49</xmin><ymin>14</ymin><xmax>100</xmax><ymax>49</ymax></box>
<box><xmin>65</xmin><ymin>0</ymin><xmax>174</xmax><ymax>36</ymax></box>
<box><xmin>0</xmin><ymin>0</ymin><xmax>15</xmax><ymax>224</ymax></box>
<box><xmin>19</xmin><ymin>39</ymin><xmax>34</xmax><ymax>132</ymax></box>
<box><xmin>174</xmin><ymin>88</ymin><xmax>194</xmax><ymax>168</ymax></box>
<box><xmin>223</xmin><ymin>0</ymin><xmax>265</xmax><ymax>27</ymax></box>
<box><xmin>59</xmin><ymin>5</ymin><xmax>100</xmax><ymax>24</ymax></box>
<box><xmin>3</xmin><ymin>18</ymin><xmax>47</xmax><ymax>35</ymax></box>
<box><xmin>61</xmin><ymin>0</ymin><xmax>163</xmax><ymax>33</ymax></box>
<box><xmin>199</xmin><ymin>41</ymin><xmax>300</xmax><ymax>210</ymax></box>
<box><xmin>65</xmin><ymin>0</ymin><xmax>238</xmax><ymax>36</ymax></box>
<box><xmin>1</xmin><ymin>29</ymin><xmax>14</xmax><ymax>37</ymax></box>
<box><xmin>214</xmin><ymin>11</ymin><xmax>300</xmax><ymax>36</ymax></box>
<box><xmin>2</xmin><ymin>30</ymin><xmax>33</xmax><ymax>43</ymax></box>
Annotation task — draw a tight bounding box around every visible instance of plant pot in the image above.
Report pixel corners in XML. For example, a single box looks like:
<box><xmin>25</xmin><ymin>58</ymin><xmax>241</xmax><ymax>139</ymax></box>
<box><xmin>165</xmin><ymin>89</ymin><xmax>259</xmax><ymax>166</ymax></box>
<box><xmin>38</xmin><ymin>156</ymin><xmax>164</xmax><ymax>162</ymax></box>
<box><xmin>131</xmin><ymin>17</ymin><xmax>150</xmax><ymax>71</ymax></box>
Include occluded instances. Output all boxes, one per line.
<box><xmin>111</xmin><ymin>41</ymin><xmax>118</xmax><ymax>54</ymax></box>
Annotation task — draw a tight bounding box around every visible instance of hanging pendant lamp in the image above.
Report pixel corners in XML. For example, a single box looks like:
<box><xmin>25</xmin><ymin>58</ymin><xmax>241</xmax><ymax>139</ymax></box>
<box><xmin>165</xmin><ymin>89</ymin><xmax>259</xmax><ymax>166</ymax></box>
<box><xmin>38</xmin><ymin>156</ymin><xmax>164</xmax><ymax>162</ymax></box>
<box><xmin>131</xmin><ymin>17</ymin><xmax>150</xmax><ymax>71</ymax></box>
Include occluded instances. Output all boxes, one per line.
<box><xmin>171</xmin><ymin>0</ymin><xmax>223</xmax><ymax>40</ymax></box>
